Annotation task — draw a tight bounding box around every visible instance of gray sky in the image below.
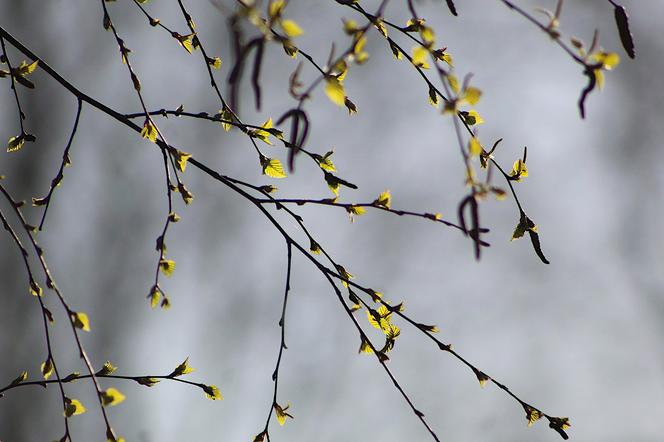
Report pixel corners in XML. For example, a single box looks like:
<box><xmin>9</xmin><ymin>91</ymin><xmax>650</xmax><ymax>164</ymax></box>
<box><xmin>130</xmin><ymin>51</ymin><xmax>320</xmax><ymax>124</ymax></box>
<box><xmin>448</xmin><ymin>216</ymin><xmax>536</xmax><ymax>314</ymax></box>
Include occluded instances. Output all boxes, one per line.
<box><xmin>1</xmin><ymin>0</ymin><xmax>662</xmax><ymax>441</ymax></box>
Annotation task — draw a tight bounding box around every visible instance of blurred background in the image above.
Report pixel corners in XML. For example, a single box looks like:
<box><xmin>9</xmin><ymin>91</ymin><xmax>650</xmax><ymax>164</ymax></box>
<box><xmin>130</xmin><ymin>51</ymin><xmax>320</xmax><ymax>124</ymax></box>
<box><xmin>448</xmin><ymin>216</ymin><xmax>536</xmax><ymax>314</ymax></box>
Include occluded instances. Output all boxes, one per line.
<box><xmin>1</xmin><ymin>0</ymin><xmax>662</xmax><ymax>441</ymax></box>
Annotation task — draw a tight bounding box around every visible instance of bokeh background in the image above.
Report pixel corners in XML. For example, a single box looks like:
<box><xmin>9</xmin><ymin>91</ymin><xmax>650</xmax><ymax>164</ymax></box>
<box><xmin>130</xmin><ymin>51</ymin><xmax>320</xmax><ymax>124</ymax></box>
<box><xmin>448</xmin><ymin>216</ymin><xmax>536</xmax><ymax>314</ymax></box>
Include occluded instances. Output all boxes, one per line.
<box><xmin>1</xmin><ymin>0</ymin><xmax>662</xmax><ymax>441</ymax></box>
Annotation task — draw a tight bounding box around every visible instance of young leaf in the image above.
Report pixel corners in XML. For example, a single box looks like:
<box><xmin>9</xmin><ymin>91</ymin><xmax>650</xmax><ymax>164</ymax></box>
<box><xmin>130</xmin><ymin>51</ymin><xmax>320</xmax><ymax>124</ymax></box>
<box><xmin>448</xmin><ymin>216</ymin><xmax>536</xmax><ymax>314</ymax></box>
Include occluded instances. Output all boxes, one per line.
<box><xmin>346</xmin><ymin>205</ymin><xmax>366</xmax><ymax>218</ymax></box>
<box><xmin>509</xmin><ymin>159</ymin><xmax>528</xmax><ymax>181</ymax></box>
<box><xmin>72</xmin><ymin>311</ymin><xmax>91</xmax><ymax>331</ymax></box>
<box><xmin>511</xmin><ymin>213</ymin><xmax>549</xmax><ymax>263</ymax></box>
<box><xmin>269</xmin><ymin>0</ymin><xmax>285</xmax><ymax>19</ymax></box>
<box><xmin>148</xmin><ymin>286</ymin><xmax>161</xmax><ymax>308</ymax></box>
<box><xmin>388</xmin><ymin>41</ymin><xmax>402</xmax><ymax>59</ymax></box>
<box><xmin>7</xmin><ymin>135</ymin><xmax>25</xmax><ymax>153</ymax></box>
<box><xmin>160</xmin><ymin>296</ymin><xmax>171</xmax><ymax>310</ymax></box>
<box><xmin>282</xmin><ymin>41</ymin><xmax>298</xmax><ymax>58</ymax></box>
<box><xmin>64</xmin><ymin>397</ymin><xmax>86</xmax><ymax>417</ymax></box>
<box><xmin>217</xmin><ymin>107</ymin><xmax>234</xmax><ymax>132</ymax></box>
<box><xmin>309</xmin><ymin>239</ymin><xmax>321</xmax><ymax>255</ymax></box>
<box><xmin>343</xmin><ymin>18</ymin><xmax>359</xmax><ymax>35</ymax></box>
<box><xmin>100</xmin><ymin>387</ymin><xmax>126</xmax><ymax>406</ymax></box>
<box><xmin>373</xmin><ymin>190</ymin><xmax>391</xmax><ymax>209</ymax></box>
<box><xmin>523</xmin><ymin>404</ymin><xmax>542</xmax><ymax>427</ymax></box>
<box><xmin>594</xmin><ymin>68</ymin><xmax>605</xmax><ymax>90</ymax></box>
<box><xmin>463</xmin><ymin>87</ymin><xmax>482</xmax><ymax>105</ymax></box>
<box><xmin>10</xmin><ymin>371</ymin><xmax>28</xmax><ymax>386</ymax></box>
<box><xmin>411</xmin><ymin>46</ymin><xmax>430</xmax><ymax>69</ymax></box>
<box><xmin>462</xmin><ymin>109</ymin><xmax>484</xmax><ymax>125</ymax></box>
<box><xmin>108</xmin><ymin>435</ymin><xmax>127</xmax><ymax>442</ymax></box>
<box><xmin>592</xmin><ymin>51</ymin><xmax>620</xmax><ymax>70</ymax></box>
<box><xmin>353</xmin><ymin>35</ymin><xmax>369</xmax><ymax>64</ymax></box>
<box><xmin>159</xmin><ymin>259</ymin><xmax>176</xmax><ymax>277</ymax></box>
<box><xmin>421</xmin><ymin>26</ymin><xmax>435</xmax><ymax>44</ymax></box>
<box><xmin>169</xmin><ymin>357</ymin><xmax>195</xmax><ymax>377</ymax></box>
<box><xmin>17</xmin><ymin>59</ymin><xmax>39</xmax><ymax>75</ymax></box>
<box><xmin>325</xmin><ymin>78</ymin><xmax>345</xmax><ymax>106</ymax></box>
<box><xmin>131</xmin><ymin>72</ymin><xmax>141</xmax><ymax>92</ymax></box>
<box><xmin>274</xmin><ymin>403</ymin><xmax>294</xmax><ymax>426</ymax></box>
<box><xmin>348</xmin><ymin>290</ymin><xmax>362</xmax><ymax>312</ymax></box>
<box><xmin>32</xmin><ymin>196</ymin><xmax>48</xmax><ymax>207</ymax></box>
<box><xmin>428</xmin><ymin>85</ymin><xmax>439</xmax><ymax>107</ymax></box>
<box><xmin>208</xmin><ymin>56</ymin><xmax>222</xmax><ymax>69</ymax></box>
<box><xmin>260</xmin><ymin>156</ymin><xmax>287</xmax><ymax>178</ymax></box>
<box><xmin>344</xmin><ymin>97</ymin><xmax>358</xmax><ymax>114</ymax></box>
<box><xmin>281</xmin><ymin>19</ymin><xmax>303</xmax><ymax>38</ymax></box>
<box><xmin>374</xmin><ymin>19</ymin><xmax>388</xmax><ymax>38</ymax></box>
<box><xmin>11</xmin><ymin>60</ymin><xmax>39</xmax><ymax>88</ymax></box>
<box><xmin>97</xmin><ymin>361</ymin><xmax>118</xmax><ymax>376</ymax></box>
<box><xmin>202</xmin><ymin>384</ymin><xmax>223</xmax><ymax>400</ymax></box>
<box><xmin>313</xmin><ymin>150</ymin><xmax>336</xmax><ymax>172</ymax></box>
<box><xmin>177</xmin><ymin>183</ymin><xmax>194</xmax><ymax>205</ymax></box>
<box><xmin>358</xmin><ymin>337</ymin><xmax>373</xmax><ymax>354</ymax></box>
<box><xmin>43</xmin><ymin>307</ymin><xmax>55</xmax><ymax>323</ymax></box>
<box><xmin>250</xmin><ymin>118</ymin><xmax>276</xmax><ymax>144</ymax></box>
<box><xmin>367</xmin><ymin>306</ymin><xmax>392</xmax><ymax>332</ymax></box>
<box><xmin>434</xmin><ymin>48</ymin><xmax>453</xmax><ymax>66</ymax></box>
<box><xmin>62</xmin><ymin>372</ymin><xmax>81</xmax><ymax>382</ymax></box>
<box><xmin>385</xmin><ymin>323</ymin><xmax>400</xmax><ymax>340</ymax></box>
<box><xmin>448</xmin><ymin>74</ymin><xmax>460</xmax><ymax>94</ymax></box>
<box><xmin>472</xmin><ymin>367</ymin><xmax>490</xmax><ymax>388</ymax></box>
<box><xmin>135</xmin><ymin>377</ymin><xmax>160</xmax><ymax>387</ymax></box>
<box><xmin>335</xmin><ymin>264</ymin><xmax>353</xmax><ymax>288</ymax></box>
<box><xmin>323</xmin><ymin>171</ymin><xmax>357</xmax><ymax>196</ymax></box>
<box><xmin>175</xmin><ymin>151</ymin><xmax>192</xmax><ymax>173</ymax></box>
<box><xmin>140</xmin><ymin>119</ymin><xmax>158</xmax><ymax>143</ymax></box>
<box><xmin>405</xmin><ymin>18</ymin><xmax>425</xmax><ymax>32</ymax></box>
<box><xmin>174</xmin><ymin>33</ymin><xmax>196</xmax><ymax>53</ymax></box>
<box><xmin>511</xmin><ymin>214</ymin><xmax>533</xmax><ymax>241</ymax></box>
<box><xmin>468</xmin><ymin>137</ymin><xmax>482</xmax><ymax>157</ymax></box>
<box><xmin>416</xmin><ymin>323</ymin><xmax>439</xmax><ymax>333</ymax></box>
<box><xmin>367</xmin><ymin>309</ymin><xmax>383</xmax><ymax>330</ymax></box>
<box><xmin>547</xmin><ymin>416</ymin><xmax>571</xmax><ymax>440</ymax></box>
<box><xmin>29</xmin><ymin>280</ymin><xmax>43</xmax><ymax>297</ymax></box>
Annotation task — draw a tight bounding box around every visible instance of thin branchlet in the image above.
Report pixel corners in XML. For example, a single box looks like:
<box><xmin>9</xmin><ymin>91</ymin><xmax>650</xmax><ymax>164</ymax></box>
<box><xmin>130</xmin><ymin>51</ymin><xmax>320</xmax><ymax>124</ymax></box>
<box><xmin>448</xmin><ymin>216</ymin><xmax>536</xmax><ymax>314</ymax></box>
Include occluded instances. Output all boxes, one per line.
<box><xmin>0</xmin><ymin>1</ymin><xmax>627</xmax><ymax>439</ymax></box>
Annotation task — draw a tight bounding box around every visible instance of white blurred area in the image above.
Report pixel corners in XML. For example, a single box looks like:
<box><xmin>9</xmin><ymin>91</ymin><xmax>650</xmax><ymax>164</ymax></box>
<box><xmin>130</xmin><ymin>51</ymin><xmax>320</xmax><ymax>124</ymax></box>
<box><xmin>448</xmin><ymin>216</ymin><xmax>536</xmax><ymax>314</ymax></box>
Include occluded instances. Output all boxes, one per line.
<box><xmin>1</xmin><ymin>0</ymin><xmax>662</xmax><ymax>441</ymax></box>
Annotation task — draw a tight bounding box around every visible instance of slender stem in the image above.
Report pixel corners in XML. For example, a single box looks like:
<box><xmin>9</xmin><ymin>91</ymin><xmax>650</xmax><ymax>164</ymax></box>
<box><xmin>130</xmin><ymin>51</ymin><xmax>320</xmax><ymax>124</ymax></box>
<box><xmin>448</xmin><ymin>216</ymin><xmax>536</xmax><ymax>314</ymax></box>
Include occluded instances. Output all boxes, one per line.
<box><xmin>38</xmin><ymin>97</ymin><xmax>83</xmax><ymax>230</ymax></box>
<box><xmin>101</xmin><ymin>1</ymin><xmax>178</xmax><ymax>317</ymax></box>
<box><xmin>0</xmin><ymin>209</ymin><xmax>72</xmax><ymax>440</ymax></box>
<box><xmin>255</xmin><ymin>197</ymin><xmax>467</xmax><ymax>232</ymax></box>
<box><xmin>499</xmin><ymin>0</ymin><xmax>586</xmax><ymax>65</ymax></box>
<box><xmin>0</xmin><ymin>183</ymin><xmax>115</xmax><ymax>439</ymax></box>
<box><xmin>0</xmin><ymin>34</ymin><xmax>27</xmax><ymax>134</ymax></box>
<box><xmin>258</xmin><ymin>241</ymin><xmax>293</xmax><ymax>439</ymax></box>
<box><xmin>0</xmin><ymin>372</ymin><xmax>207</xmax><ymax>395</ymax></box>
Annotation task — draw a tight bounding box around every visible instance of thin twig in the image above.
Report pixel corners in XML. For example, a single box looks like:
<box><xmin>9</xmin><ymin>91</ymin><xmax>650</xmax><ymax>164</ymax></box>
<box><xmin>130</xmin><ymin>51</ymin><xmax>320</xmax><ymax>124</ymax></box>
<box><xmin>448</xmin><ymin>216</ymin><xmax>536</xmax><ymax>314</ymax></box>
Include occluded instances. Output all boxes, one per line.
<box><xmin>37</xmin><ymin>97</ymin><xmax>83</xmax><ymax>230</ymax></box>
